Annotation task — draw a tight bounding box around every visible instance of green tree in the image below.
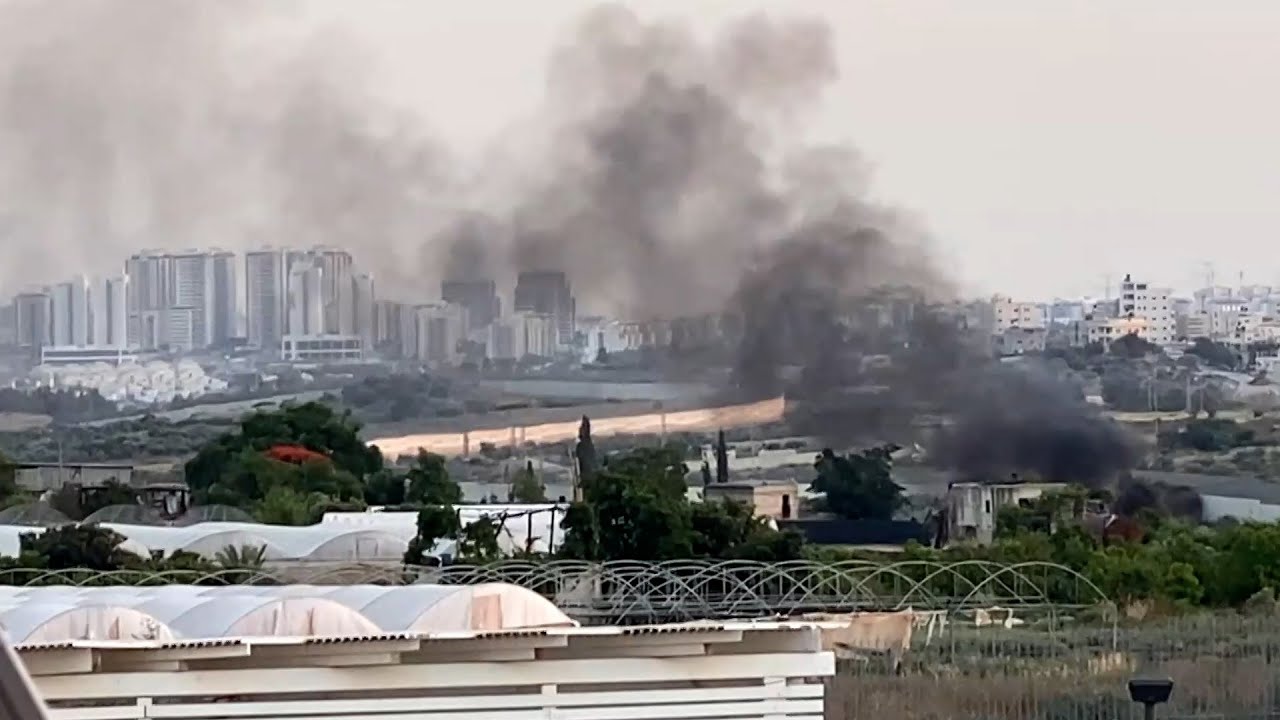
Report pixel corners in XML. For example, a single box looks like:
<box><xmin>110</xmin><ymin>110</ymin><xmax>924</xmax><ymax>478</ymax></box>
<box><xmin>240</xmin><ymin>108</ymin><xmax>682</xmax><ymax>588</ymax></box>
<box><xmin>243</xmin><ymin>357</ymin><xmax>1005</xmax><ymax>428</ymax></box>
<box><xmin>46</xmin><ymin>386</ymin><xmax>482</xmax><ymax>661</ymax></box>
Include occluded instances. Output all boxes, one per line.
<box><xmin>690</xmin><ymin>499</ymin><xmax>804</xmax><ymax>561</ymax></box>
<box><xmin>403</xmin><ymin>505</ymin><xmax>462</xmax><ymax>566</ymax></box>
<box><xmin>404</xmin><ymin>450</ymin><xmax>460</xmax><ymax>505</ymax></box>
<box><xmin>1110</xmin><ymin>332</ymin><xmax>1159</xmax><ymax>359</ymax></box>
<box><xmin>214</xmin><ymin>543</ymin><xmax>268</xmax><ymax>569</ymax></box>
<box><xmin>22</xmin><ymin>525</ymin><xmax>132</xmax><ymax>571</ymax></box>
<box><xmin>510</xmin><ymin>461</ymin><xmax>547</xmax><ymax>503</ymax></box>
<box><xmin>253</xmin><ymin>484</ymin><xmax>326</xmax><ymax>525</ymax></box>
<box><xmin>1186</xmin><ymin>337</ymin><xmax>1241</xmax><ymax>370</ymax></box>
<box><xmin>560</xmin><ymin>447</ymin><xmax>694</xmax><ymax>561</ymax></box>
<box><xmin>0</xmin><ymin>449</ymin><xmax>20</xmax><ymax>506</ymax></box>
<box><xmin>456</xmin><ymin>515</ymin><xmax>503</xmax><ymax>563</ymax></box>
<box><xmin>714</xmin><ymin>429</ymin><xmax>729</xmax><ymax>484</ymax></box>
<box><xmin>809</xmin><ymin>446</ymin><xmax>905</xmax><ymax>520</ymax></box>
<box><xmin>184</xmin><ymin>402</ymin><xmax>382</xmax><ymax>507</ymax></box>
<box><xmin>574</xmin><ymin>415</ymin><xmax>597</xmax><ymax>490</ymax></box>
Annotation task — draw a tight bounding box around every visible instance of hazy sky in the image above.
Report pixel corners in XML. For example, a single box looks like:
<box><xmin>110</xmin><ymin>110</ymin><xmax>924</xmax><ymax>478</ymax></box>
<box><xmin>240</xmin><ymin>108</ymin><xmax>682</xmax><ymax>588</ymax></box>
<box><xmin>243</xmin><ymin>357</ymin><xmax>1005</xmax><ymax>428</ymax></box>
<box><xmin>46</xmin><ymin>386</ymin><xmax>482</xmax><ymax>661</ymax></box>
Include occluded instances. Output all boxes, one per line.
<box><xmin>303</xmin><ymin>1</ymin><xmax>1280</xmax><ymax>300</ymax></box>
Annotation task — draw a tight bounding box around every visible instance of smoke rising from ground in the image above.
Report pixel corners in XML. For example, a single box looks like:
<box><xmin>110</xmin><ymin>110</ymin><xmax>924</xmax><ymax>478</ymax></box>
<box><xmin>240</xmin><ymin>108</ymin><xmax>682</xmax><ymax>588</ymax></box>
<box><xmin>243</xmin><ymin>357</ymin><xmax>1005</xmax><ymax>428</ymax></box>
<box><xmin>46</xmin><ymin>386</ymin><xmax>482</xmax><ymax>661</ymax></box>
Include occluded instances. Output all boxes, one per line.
<box><xmin>935</xmin><ymin>366</ymin><xmax>1138</xmax><ymax>487</ymax></box>
<box><xmin>0</xmin><ymin>0</ymin><xmax>450</xmax><ymax>295</ymax></box>
<box><xmin>0</xmin><ymin>2</ymin><xmax>1151</xmax><ymax>494</ymax></box>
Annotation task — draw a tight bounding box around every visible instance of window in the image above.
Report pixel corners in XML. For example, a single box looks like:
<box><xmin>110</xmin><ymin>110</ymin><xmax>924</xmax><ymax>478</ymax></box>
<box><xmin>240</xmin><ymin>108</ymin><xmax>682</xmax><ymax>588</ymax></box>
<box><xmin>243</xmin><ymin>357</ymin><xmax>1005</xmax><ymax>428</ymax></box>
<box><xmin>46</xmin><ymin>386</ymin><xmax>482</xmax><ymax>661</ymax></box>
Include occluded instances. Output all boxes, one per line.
<box><xmin>984</xmin><ymin>500</ymin><xmax>992</xmax><ymax>514</ymax></box>
<box><xmin>781</xmin><ymin>494</ymin><xmax>792</xmax><ymax>519</ymax></box>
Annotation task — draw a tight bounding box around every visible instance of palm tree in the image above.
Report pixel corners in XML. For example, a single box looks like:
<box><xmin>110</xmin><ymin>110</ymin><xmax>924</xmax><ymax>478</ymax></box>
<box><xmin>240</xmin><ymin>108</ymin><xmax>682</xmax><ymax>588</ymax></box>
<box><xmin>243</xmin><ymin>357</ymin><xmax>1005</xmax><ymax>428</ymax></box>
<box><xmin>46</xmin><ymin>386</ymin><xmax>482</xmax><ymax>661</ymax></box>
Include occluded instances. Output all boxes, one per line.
<box><xmin>215</xmin><ymin>543</ymin><xmax>267</xmax><ymax>569</ymax></box>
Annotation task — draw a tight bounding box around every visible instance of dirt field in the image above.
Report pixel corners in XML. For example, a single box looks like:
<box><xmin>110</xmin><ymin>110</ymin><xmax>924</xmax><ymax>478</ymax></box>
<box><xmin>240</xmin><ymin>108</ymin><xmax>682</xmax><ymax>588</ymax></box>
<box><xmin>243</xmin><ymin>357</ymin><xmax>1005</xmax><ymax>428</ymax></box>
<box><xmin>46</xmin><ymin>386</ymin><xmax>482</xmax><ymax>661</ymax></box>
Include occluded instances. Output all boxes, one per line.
<box><xmin>0</xmin><ymin>412</ymin><xmax>52</xmax><ymax>432</ymax></box>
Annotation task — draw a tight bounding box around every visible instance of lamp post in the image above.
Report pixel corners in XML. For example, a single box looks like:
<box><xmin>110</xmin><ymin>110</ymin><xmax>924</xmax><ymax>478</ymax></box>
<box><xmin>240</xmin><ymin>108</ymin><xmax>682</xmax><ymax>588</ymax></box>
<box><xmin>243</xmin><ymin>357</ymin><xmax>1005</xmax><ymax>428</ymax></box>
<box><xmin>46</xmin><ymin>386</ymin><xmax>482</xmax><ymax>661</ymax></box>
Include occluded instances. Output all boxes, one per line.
<box><xmin>1128</xmin><ymin>677</ymin><xmax>1173</xmax><ymax>720</ymax></box>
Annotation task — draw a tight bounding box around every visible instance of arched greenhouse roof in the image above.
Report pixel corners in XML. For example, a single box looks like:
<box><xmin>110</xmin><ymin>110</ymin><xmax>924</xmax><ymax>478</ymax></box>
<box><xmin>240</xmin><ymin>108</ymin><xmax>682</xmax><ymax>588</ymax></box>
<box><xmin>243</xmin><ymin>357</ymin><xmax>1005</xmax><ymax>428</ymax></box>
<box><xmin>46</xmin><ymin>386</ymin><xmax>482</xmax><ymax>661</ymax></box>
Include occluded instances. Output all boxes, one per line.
<box><xmin>98</xmin><ymin>522</ymin><xmax>411</xmax><ymax>562</ymax></box>
<box><xmin>0</xmin><ymin>584</ymin><xmax>576</xmax><ymax>642</ymax></box>
<box><xmin>0</xmin><ymin>524</ymin><xmax>150</xmax><ymax>560</ymax></box>
<box><xmin>0</xmin><ymin>502</ymin><xmax>72</xmax><ymax>527</ymax></box>
<box><xmin>0</xmin><ymin>602</ymin><xmax>173</xmax><ymax>644</ymax></box>
<box><xmin>131</xmin><ymin>596</ymin><xmax>381</xmax><ymax>638</ymax></box>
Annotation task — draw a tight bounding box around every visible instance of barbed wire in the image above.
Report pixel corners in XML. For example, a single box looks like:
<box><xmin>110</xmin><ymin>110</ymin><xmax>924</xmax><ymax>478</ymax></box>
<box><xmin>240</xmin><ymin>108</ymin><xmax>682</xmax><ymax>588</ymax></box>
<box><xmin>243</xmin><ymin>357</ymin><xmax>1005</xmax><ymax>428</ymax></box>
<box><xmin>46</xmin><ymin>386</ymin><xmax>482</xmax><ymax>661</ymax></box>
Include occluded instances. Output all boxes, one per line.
<box><xmin>0</xmin><ymin>560</ymin><xmax>1107</xmax><ymax>621</ymax></box>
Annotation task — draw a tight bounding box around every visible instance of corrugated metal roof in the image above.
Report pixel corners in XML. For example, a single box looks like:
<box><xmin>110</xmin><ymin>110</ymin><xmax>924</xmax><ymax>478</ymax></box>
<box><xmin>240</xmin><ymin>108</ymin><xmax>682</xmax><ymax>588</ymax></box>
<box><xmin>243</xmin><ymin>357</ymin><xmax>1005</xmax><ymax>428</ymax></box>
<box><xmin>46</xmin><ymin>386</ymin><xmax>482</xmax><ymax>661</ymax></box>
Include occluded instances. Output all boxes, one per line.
<box><xmin>12</xmin><ymin>621</ymin><xmax>825</xmax><ymax>652</ymax></box>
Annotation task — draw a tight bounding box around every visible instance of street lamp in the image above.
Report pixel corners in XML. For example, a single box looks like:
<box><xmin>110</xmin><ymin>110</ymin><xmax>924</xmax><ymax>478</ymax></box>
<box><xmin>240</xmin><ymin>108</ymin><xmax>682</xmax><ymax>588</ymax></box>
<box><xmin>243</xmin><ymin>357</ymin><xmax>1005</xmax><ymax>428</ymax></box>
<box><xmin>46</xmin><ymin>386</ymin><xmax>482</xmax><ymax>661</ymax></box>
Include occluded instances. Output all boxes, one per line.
<box><xmin>1128</xmin><ymin>677</ymin><xmax>1173</xmax><ymax>720</ymax></box>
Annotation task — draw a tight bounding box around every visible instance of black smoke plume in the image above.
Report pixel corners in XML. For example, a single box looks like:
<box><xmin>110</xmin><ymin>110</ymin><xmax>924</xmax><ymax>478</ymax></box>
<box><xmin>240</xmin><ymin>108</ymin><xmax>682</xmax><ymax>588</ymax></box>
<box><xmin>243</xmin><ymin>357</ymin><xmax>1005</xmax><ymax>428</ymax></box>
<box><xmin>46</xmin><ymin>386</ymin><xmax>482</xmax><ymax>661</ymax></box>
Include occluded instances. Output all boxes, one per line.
<box><xmin>935</xmin><ymin>366</ymin><xmax>1138</xmax><ymax>487</ymax></box>
<box><xmin>1114</xmin><ymin>476</ymin><xmax>1204</xmax><ymax>521</ymax></box>
<box><xmin>0</xmin><ymin>2</ymin><xmax>1158</xmax><ymax>499</ymax></box>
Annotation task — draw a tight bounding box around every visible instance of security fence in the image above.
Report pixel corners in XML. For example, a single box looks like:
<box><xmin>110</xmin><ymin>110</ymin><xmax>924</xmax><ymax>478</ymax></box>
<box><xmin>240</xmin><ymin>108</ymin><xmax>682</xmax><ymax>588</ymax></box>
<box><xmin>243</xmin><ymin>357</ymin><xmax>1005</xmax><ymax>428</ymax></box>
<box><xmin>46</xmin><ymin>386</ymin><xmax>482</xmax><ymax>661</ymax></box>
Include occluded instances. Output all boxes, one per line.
<box><xmin>827</xmin><ymin>612</ymin><xmax>1280</xmax><ymax>720</ymax></box>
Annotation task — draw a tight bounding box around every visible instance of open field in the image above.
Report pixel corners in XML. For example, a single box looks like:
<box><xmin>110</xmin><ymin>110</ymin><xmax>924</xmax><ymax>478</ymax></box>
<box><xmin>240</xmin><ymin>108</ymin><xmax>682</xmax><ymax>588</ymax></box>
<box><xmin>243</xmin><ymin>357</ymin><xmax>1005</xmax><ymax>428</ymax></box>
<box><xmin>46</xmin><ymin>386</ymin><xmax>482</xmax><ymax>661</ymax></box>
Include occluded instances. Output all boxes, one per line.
<box><xmin>0</xmin><ymin>412</ymin><xmax>51</xmax><ymax>432</ymax></box>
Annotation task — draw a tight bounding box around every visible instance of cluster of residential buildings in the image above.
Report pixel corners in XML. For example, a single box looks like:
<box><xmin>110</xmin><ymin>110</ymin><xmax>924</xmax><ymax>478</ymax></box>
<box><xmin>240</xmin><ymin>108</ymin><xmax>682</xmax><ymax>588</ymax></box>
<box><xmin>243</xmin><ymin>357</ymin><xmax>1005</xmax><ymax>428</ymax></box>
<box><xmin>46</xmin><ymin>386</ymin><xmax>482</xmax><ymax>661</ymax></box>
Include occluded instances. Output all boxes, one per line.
<box><xmin>984</xmin><ymin>273</ymin><xmax>1280</xmax><ymax>357</ymax></box>
<box><xmin>0</xmin><ymin>247</ymin><xmax>659</xmax><ymax>368</ymax></box>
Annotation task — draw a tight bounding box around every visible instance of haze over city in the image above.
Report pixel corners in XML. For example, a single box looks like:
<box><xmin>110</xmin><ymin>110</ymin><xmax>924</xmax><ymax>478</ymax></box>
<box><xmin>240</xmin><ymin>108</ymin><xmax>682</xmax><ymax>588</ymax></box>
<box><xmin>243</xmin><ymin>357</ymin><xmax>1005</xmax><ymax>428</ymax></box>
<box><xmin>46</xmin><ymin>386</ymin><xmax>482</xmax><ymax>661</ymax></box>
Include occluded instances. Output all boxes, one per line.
<box><xmin>2</xmin><ymin>1</ymin><xmax>1280</xmax><ymax>300</ymax></box>
<box><xmin>6</xmin><ymin>4</ymin><xmax>1280</xmax><ymax>718</ymax></box>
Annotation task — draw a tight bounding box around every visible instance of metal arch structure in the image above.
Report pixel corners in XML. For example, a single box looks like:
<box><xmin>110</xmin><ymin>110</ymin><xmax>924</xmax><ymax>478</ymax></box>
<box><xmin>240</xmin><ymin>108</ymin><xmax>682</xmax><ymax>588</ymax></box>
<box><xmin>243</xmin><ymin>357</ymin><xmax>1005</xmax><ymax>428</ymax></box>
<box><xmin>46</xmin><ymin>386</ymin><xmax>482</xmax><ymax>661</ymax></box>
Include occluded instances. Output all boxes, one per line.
<box><xmin>0</xmin><ymin>560</ymin><xmax>1108</xmax><ymax>622</ymax></box>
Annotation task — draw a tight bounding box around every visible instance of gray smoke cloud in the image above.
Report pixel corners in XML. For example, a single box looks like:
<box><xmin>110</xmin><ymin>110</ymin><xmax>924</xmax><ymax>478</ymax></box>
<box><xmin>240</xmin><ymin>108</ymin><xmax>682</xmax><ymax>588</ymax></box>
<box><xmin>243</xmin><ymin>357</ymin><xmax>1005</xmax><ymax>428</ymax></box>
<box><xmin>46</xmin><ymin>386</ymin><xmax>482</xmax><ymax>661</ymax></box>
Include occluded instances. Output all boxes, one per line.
<box><xmin>935</xmin><ymin>365</ymin><xmax>1139</xmax><ymax>487</ymax></box>
<box><xmin>439</xmin><ymin>4</ymin><xmax>935</xmax><ymax>321</ymax></box>
<box><xmin>0</xmin><ymin>2</ymin><xmax>1152</xmax><ymax>496</ymax></box>
<box><xmin>0</xmin><ymin>0</ymin><xmax>450</xmax><ymax>296</ymax></box>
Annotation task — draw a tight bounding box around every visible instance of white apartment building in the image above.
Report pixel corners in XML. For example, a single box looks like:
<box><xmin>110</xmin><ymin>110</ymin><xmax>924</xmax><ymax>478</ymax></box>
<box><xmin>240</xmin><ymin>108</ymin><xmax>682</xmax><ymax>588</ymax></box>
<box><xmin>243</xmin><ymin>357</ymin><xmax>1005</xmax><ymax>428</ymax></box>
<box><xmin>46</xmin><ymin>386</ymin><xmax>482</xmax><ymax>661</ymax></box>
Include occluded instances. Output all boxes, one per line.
<box><xmin>280</xmin><ymin>334</ymin><xmax>364</xmax><ymax>363</ymax></box>
<box><xmin>577</xmin><ymin>316</ymin><xmax>632</xmax><ymax>362</ymax></box>
<box><xmin>89</xmin><ymin>275</ymin><xmax>128</xmax><ymax>347</ymax></box>
<box><xmin>991</xmin><ymin>295</ymin><xmax>1046</xmax><ymax>331</ymax></box>
<box><xmin>352</xmin><ymin>272</ymin><xmax>376</xmax><ymax>351</ymax></box>
<box><xmin>49</xmin><ymin>276</ymin><xmax>89</xmax><ymax>347</ymax></box>
<box><xmin>245</xmin><ymin>249</ymin><xmax>287</xmax><ymax>350</ymax></box>
<box><xmin>400</xmin><ymin>302</ymin><xmax>467</xmax><ymax>365</ymax></box>
<box><xmin>513</xmin><ymin>311</ymin><xmax>558</xmax><ymax>359</ymax></box>
<box><xmin>287</xmin><ymin>260</ymin><xmax>326</xmax><ymax>337</ymax></box>
<box><xmin>1087</xmin><ymin>316</ymin><xmax>1148</xmax><ymax>348</ymax></box>
<box><xmin>125</xmin><ymin>249</ymin><xmax>236</xmax><ymax>351</ymax></box>
<box><xmin>1118</xmin><ymin>274</ymin><xmax>1175</xmax><ymax>345</ymax></box>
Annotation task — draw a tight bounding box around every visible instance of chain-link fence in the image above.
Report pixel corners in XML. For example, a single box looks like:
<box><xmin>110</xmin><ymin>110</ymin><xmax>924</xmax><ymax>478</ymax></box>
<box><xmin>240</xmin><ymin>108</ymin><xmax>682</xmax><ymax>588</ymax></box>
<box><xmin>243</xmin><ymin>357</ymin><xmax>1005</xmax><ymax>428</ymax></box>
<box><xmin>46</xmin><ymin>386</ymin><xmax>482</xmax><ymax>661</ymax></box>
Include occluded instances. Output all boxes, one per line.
<box><xmin>827</xmin><ymin>612</ymin><xmax>1280</xmax><ymax>720</ymax></box>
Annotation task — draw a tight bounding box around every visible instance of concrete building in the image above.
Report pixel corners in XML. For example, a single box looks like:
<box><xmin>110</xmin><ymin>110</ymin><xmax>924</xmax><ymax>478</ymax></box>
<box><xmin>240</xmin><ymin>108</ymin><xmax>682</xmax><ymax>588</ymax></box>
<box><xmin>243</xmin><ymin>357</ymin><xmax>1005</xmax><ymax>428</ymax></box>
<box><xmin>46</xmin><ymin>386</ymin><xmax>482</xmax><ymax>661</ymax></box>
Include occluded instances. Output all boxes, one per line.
<box><xmin>125</xmin><ymin>249</ymin><xmax>236</xmax><ymax>350</ymax></box>
<box><xmin>280</xmin><ymin>334</ymin><xmax>364</xmax><ymax>363</ymax></box>
<box><xmin>352</xmin><ymin>273</ymin><xmax>376</xmax><ymax>351</ymax></box>
<box><xmin>993</xmin><ymin>326</ymin><xmax>1047</xmax><ymax>356</ymax></box>
<box><xmin>513</xmin><ymin>311</ymin><xmax>558</xmax><ymax>359</ymax></box>
<box><xmin>513</xmin><ymin>271</ymin><xmax>575</xmax><ymax>347</ymax></box>
<box><xmin>284</xmin><ymin>247</ymin><xmax>354</xmax><ymax>335</ymax></box>
<box><xmin>373</xmin><ymin>299</ymin><xmax>406</xmax><ymax>355</ymax></box>
<box><xmin>89</xmin><ymin>275</ymin><xmax>128</xmax><ymax>347</ymax></box>
<box><xmin>49</xmin><ymin>276</ymin><xmax>90</xmax><ymax>347</ymax></box>
<box><xmin>404</xmin><ymin>302</ymin><xmax>467</xmax><ymax>364</ymax></box>
<box><xmin>286</xmin><ymin>259</ymin><xmax>325</xmax><ymax>337</ymax></box>
<box><xmin>1119</xmin><ymin>274</ymin><xmax>1175</xmax><ymax>345</ymax></box>
<box><xmin>484</xmin><ymin>321</ymin><xmax>516</xmax><ymax>360</ymax></box>
<box><xmin>991</xmin><ymin>295</ymin><xmax>1046</xmax><ymax>331</ymax></box>
<box><xmin>244</xmin><ymin>249</ymin><xmax>287</xmax><ymax>351</ymax></box>
<box><xmin>1086</xmin><ymin>315</ymin><xmax>1148</xmax><ymax>349</ymax></box>
<box><xmin>0</xmin><ymin>302</ymin><xmax>13</xmax><ymax>346</ymax></box>
<box><xmin>704</xmin><ymin>479</ymin><xmax>802</xmax><ymax>521</ymax></box>
<box><xmin>13</xmin><ymin>291</ymin><xmax>51</xmax><ymax>349</ymax></box>
<box><xmin>442</xmin><ymin>278</ymin><xmax>500</xmax><ymax>332</ymax></box>
<box><xmin>946</xmin><ymin>481</ymin><xmax>1066</xmax><ymax>545</ymax></box>
<box><xmin>39</xmin><ymin>346</ymin><xmax>140</xmax><ymax>366</ymax></box>
<box><xmin>577</xmin><ymin>316</ymin><xmax>631</xmax><ymax>362</ymax></box>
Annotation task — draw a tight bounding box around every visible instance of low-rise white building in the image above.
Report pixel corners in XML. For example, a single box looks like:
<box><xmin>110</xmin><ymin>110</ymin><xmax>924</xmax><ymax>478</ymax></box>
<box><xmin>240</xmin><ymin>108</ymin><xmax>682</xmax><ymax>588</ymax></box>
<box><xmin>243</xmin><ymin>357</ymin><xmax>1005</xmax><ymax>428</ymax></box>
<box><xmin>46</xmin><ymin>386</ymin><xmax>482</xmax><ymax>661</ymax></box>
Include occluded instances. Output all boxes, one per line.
<box><xmin>280</xmin><ymin>334</ymin><xmax>364</xmax><ymax>363</ymax></box>
<box><xmin>991</xmin><ymin>295</ymin><xmax>1046</xmax><ymax>331</ymax></box>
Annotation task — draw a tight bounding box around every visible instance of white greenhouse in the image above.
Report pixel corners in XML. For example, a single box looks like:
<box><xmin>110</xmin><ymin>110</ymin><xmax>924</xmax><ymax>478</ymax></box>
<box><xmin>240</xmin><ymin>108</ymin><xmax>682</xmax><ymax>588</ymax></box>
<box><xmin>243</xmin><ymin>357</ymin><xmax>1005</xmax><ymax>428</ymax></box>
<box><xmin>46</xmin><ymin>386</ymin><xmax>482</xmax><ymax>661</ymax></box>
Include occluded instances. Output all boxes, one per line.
<box><xmin>0</xmin><ymin>524</ymin><xmax>151</xmax><ymax>560</ymax></box>
<box><xmin>0</xmin><ymin>583</ymin><xmax>576</xmax><ymax>643</ymax></box>
<box><xmin>322</xmin><ymin>503</ymin><xmax>569</xmax><ymax>554</ymax></box>
<box><xmin>91</xmin><ymin>522</ymin><xmax>412</xmax><ymax>562</ymax></box>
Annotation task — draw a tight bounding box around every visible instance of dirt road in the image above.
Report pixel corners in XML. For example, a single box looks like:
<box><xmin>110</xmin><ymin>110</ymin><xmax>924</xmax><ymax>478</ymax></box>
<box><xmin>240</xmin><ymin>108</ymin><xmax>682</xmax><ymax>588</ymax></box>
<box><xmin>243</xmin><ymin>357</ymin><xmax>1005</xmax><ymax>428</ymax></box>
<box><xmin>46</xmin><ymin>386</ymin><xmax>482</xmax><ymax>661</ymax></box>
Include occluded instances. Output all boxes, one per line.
<box><xmin>369</xmin><ymin>396</ymin><xmax>786</xmax><ymax>457</ymax></box>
